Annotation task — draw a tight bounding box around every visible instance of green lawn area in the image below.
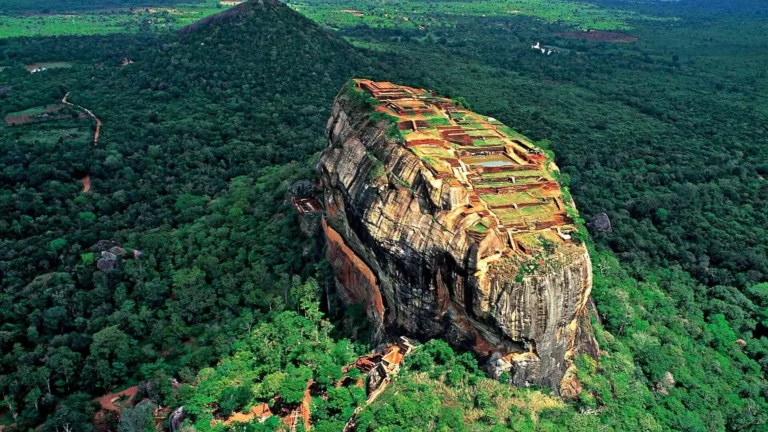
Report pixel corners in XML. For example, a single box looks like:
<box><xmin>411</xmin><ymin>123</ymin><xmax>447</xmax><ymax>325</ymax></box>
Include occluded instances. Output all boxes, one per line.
<box><xmin>469</xmin><ymin>221</ymin><xmax>489</xmax><ymax>233</ymax></box>
<box><xmin>481</xmin><ymin>191</ymin><xmax>540</xmax><ymax>206</ymax></box>
<box><xmin>494</xmin><ymin>204</ymin><xmax>554</xmax><ymax>224</ymax></box>
<box><xmin>428</xmin><ymin>117</ymin><xmax>451</xmax><ymax>126</ymax></box>
<box><xmin>494</xmin><ymin>208</ymin><xmax>525</xmax><ymax>224</ymax></box>
<box><xmin>458</xmin><ymin>125</ymin><xmax>484</xmax><ymax>132</ymax></box>
<box><xmin>473</xmin><ymin>138</ymin><xmax>505</xmax><ymax>146</ymax></box>
<box><xmin>466</xmin><ymin>130</ymin><xmax>494</xmax><ymax>137</ymax></box>
<box><xmin>480</xmin><ymin>170</ymin><xmax>544</xmax><ymax>179</ymax></box>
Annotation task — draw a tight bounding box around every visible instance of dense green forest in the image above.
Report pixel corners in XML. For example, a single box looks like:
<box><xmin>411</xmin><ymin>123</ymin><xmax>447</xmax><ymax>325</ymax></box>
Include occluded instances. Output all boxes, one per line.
<box><xmin>0</xmin><ymin>2</ymin><xmax>374</xmax><ymax>430</ymax></box>
<box><xmin>0</xmin><ymin>0</ymin><xmax>767</xmax><ymax>430</ymax></box>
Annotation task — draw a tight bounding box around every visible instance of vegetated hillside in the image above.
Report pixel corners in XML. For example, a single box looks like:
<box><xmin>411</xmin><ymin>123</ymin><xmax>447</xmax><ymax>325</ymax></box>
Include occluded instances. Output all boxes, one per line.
<box><xmin>0</xmin><ymin>1</ymin><xmax>376</xmax><ymax>430</ymax></box>
<box><xmin>177</xmin><ymin>0</ymin><xmax>278</xmax><ymax>34</ymax></box>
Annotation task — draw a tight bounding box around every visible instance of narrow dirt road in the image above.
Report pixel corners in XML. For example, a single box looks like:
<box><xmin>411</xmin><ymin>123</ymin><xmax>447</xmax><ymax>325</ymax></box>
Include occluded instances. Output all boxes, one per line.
<box><xmin>62</xmin><ymin>92</ymin><xmax>101</xmax><ymax>192</ymax></box>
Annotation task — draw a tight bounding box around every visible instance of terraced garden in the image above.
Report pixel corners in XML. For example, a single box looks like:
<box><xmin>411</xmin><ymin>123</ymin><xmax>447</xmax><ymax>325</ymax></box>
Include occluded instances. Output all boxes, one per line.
<box><xmin>355</xmin><ymin>79</ymin><xmax>577</xmax><ymax>255</ymax></box>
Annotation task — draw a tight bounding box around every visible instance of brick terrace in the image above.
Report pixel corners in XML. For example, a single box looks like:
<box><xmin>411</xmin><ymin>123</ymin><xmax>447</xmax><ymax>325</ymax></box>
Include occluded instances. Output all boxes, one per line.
<box><xmin>356</xmin><ymin>79</ymin><xmax>577</xmax><ymax>255</ymax></box>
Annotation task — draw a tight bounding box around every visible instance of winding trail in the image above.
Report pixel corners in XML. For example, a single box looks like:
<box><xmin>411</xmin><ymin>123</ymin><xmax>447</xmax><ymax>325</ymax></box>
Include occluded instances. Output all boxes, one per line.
<box><xmin>62</xmin><ymin>92</ymin><xmax>101</xmax><ymax>192</ymax></box>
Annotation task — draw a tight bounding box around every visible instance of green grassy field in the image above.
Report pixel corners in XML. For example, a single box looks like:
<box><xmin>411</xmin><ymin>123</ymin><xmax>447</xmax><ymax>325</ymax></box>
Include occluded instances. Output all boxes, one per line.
<box><xmin>287</xmin><ymin>0</ymin><xmax>675</xmax><ymax>32</ymax></box>
<box><xmin>0</xmin><ymin>1</ymin><xmax>233</xmax><ymax>38</ymax></box>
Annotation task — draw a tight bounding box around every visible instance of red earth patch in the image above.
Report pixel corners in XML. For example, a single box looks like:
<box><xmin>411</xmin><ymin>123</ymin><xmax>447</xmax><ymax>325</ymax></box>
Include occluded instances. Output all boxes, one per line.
<box><xmin>96</xmin><ymin>386</ymin><xmax>138</xmax><ymax>412</ymax></box>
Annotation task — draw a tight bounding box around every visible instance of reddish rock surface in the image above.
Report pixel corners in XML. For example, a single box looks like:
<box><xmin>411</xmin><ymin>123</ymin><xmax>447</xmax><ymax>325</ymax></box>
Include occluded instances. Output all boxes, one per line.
<box><xmin>324</xmin><ymin>220</ymin><xmax>384</xmax><ymax>323</ymax></box>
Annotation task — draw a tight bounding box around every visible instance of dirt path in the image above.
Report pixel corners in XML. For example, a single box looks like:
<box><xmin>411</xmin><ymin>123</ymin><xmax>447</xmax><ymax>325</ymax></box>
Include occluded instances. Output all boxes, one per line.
<box><xmin>96</xmin><ymin>386</ymin><xmax>138</xmax><ymax>412</ymax></box>
<box><xmin>62</xmin><ymin>92</ymin><xmax>101</xmax><ymax>192</ymax></box>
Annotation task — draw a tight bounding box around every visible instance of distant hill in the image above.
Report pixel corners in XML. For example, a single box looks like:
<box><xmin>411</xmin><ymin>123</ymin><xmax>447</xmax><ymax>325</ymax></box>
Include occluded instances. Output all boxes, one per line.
<box><xmin>178</xmin><ymin>0</ymin><xmax>283</xmax><ymax>34</ymax></box>
<box><xmin>83</xmin><ymin>0</ymin><xmax>377</xmax><ymax>170</ymax></box>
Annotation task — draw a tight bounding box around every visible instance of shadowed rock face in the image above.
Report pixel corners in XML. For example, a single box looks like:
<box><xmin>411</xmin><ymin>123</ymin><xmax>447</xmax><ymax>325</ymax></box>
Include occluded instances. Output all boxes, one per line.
<box><xmin>588</xmin><ymin>212</ymin><xmax>612</xmax><ymax>233</ymax></box>
<box><xmin>318</xmin><ymin>81</ymin><xmax>598</xmax><ymax>392</ymax></box>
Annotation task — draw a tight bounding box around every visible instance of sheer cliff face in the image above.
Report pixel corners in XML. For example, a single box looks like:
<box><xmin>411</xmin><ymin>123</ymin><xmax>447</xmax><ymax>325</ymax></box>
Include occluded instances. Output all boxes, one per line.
<box><xmin>318</xmin><ymin>81</ymin><xmax>598</xmax><ymax>391</ymax></box>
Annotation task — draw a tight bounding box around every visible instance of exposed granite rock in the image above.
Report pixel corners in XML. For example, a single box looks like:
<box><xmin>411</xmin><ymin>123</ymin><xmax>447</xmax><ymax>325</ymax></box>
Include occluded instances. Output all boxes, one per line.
<box><xmin>97</xmin><ymin>251</ymin><xmax>119</xmax><ymax>273</ymax></box>
<box><xmin>291</xmin><ymin>180</ymin><xmax>315</xmax><ymax>199</ymax></box>
<box><xmin>587</xmin><ymin>212</ymin><xmax>612</xmax><ymax>233</ymax></box>
<box><xmin>655</xmin><ymin>371</ymin><xmax>675</xmax><ymax>395</ymax></box>
<box><xmin>318</xmin><ymin>82</ymin><xmax>599</xmax><ymax>391</ymax></box>
<box><xmin>109</xmin><ymin>246</ymin><xmax>126</xmax><ymax>256</ymax></box>
<box><xmin>91</xmin><ymin>240</ymin><xmax>142</xmax><ymax>264</ymax></box>
<box><xmin>169</xmin><ymin>406</ymin><xmax>185</xmax><ymax>432</ymax></box>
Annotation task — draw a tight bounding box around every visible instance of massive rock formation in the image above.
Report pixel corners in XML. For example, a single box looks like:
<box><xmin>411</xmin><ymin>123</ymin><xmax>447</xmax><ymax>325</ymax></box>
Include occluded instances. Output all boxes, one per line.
<box><xmin>318</xmin><ymin>80</ymin><xmax>598</xmax><ymax>392</ymax></box>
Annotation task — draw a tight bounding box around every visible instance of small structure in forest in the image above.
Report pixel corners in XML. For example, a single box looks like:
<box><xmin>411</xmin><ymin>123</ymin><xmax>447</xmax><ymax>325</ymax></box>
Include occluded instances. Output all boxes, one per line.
<box><xmin>365</xmin><ymin>337</ymin><xmax>419</xmax><ymax>399</ymax></box>
<box><xmin>292</xmin><ymin>197</ymin><xmax>322</xmax><ymax>215</ymax></box>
